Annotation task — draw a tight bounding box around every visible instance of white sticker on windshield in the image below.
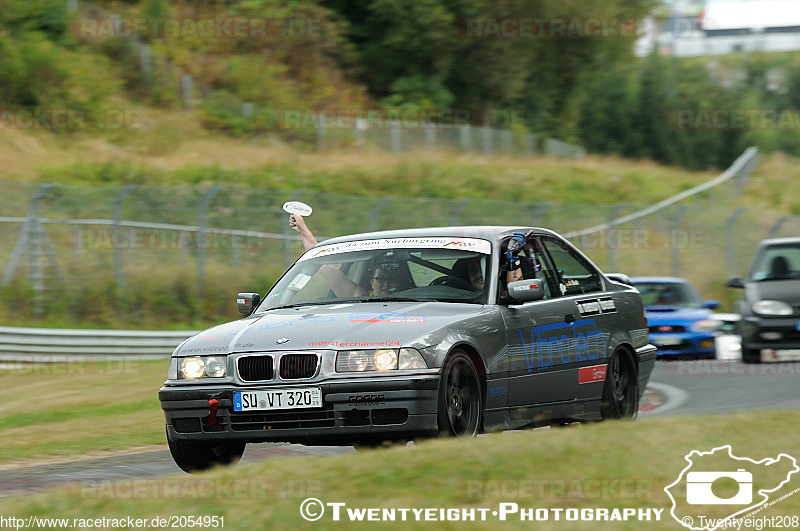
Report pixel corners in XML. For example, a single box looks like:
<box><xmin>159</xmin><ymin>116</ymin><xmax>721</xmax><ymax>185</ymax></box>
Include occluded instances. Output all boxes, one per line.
<box><xmin>298</xmin><ymin>237</ymin><xmax>492</xmax><ymax>262</ymax></box>
<box><xmin>287</xmin><ymin>273</ymin><xmax>312</xmax><ymax>291</ymax></box>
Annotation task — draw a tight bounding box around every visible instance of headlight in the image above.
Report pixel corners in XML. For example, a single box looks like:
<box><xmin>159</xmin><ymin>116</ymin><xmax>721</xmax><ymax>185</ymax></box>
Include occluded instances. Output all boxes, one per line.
<box><xmin>204</xmin><ymin>356</ymin><xmax>226</xmax><ymax>377</ymax></box>
<box><xmin>752</xmin><ymin>300</ymin><xmax>793</xmax><ymax>316</ymax></box>
<box><xmin>398</xmin><ymin>348</ymin><xmax>427</xmax><ymax>369</ymax></box>
<box><xmin>179</xmin><ymin>356</ymin><xmax>227</xmax><ymax>379</ymax></box>
<box><xmin>374</xmin><ymin>349</ymin><xmax>398</xmax><ymax>371</ymax></box>
<box><xmin>691</xmin><ymin>319</ymin><xmax>722</xmax><ymax>333</ymax></box>
<box><xmin>336</xmin><ymin>348</ymin><xmax>428</xmax><ymax>372</ymax></box>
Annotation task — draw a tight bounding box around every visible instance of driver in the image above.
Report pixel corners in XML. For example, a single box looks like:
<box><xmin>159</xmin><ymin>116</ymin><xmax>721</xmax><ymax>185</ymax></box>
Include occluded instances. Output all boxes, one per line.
<box><xmin>289</xmin><ymin>213</ymin><xmax>400</xmax><ymax>297</ymax></box>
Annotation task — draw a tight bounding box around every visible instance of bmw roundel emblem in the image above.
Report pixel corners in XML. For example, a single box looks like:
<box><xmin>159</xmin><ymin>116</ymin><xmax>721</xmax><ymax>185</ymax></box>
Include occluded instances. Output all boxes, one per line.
<box><xmin>276</xmin><ymin>337</ymin><xmax>290</xmax><ymax>345</ymax></box>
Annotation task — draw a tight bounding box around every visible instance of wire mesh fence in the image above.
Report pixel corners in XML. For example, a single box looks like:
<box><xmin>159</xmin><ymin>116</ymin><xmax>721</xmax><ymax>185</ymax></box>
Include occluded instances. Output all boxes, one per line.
<box><xmin>0</xmin><ymin>150</ymin><xmax>790</xmax><ymax>319</ymax></box>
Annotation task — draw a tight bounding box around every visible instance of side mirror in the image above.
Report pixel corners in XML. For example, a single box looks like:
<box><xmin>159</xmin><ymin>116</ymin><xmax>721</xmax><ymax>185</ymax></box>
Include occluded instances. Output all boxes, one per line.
<box><xmin>237</xmin><ymin>292</ymin><xmax>261</xmax><ymax>315</ymax></box>
<box><xmin>704</xmin><ymin>300</ymin><xmax>720</xmax><ymax>310</ymax></box>
<box><xmin>725</xmin><ymin>277</ymin><xmax>745</xmax><ymax>289</ymax></box>
<box><xmin>507</xmin><ymin>279</ymin><xmax>545</xmax><ymax>304</ymax></box>
<box><xmin>606</xmin><ymin>273</ymin><xmax>633</xmax><ymax>286</ymax></box>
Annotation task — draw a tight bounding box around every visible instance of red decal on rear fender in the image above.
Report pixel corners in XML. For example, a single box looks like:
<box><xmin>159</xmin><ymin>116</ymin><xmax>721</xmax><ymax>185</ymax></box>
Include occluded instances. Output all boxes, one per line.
<box><xmin>578</xmin><ymin>364</ymin><xmax>607</xmax><ymax>384</ymax></box>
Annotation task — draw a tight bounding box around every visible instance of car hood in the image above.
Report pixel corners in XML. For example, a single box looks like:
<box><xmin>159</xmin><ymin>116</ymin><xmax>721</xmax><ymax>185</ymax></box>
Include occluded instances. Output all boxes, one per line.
<box><xmin>176</xmin><ymin>301</ymin><xmax>489</xmax><ymax>355</ymax></box>
<box><xmin>746</xmin><ymin>280</ymin><xmax>800</xmax><ymax>306</ymax></box>
<box><xmin>644</xmin><ymin>307</ymin><xmax>712</xmax><ymax>326</ymax></box>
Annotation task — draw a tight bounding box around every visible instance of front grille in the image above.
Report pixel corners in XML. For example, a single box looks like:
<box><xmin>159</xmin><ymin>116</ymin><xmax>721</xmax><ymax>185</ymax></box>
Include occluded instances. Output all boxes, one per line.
<box><xmin>238</xmin><ymin>355</ymin><xmax>274</xmax><ymax>382</ymax></box>
<box><xmin>231</xmin><ymin>404</ymin><xmax>335</xmax><ymax>431</ymax></box>
<box><xmin>280</xmin><ymin>354</ymin><xmax>318</xmax><ymax>379</ymax></box>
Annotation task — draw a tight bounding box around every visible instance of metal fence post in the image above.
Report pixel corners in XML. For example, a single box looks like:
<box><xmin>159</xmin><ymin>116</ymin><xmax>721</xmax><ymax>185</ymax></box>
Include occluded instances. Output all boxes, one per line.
<box><xmin>669</xmin><ymin>205</ymin><xmax>687</xmax><ymax>276</ymax></box>
<box><xmin>481</xmin><ymin>127</ymin><xmax>493</xmax><ymax>154</ymax></box>
<box><xmin>607</xmin><ymin>205</ymin><xmax>623</xmax><ymax>272</ymax></box>
<box><xmin>113</xmin><ymin>185</ymin><xmax>136</xmax><ymax>290</ymax></box>
<box><xmin>369</xmin><ymin>197</ymin><xmax>390</xmax><ymax>232</ymax></box>
<box><xmin>767</xmin><ymin>216</ymin><xmax>790</xmax><ymax>238</ymax></box>
<box><xmin>459</xmin><ymin>125</ymin><xmax>471</xmax><ymax>151</ymax></box>
<box><xmin>424</xmin><ymin>125</ymin><xmax>436</xmax><ymax>149</ymax></box>
<box><xmin>529</xmin><ymin>202</ymin><xmax>550</xmax><ymax>226</ymax></box>
<box><xmin>2</xmin><ymin>184</ymin><xmax>57</xmax><ymax>315</ymax></box>
<box><xmin>726</xmin><ymin>207</ymin><xmax>747</xmax><ymax>276</ymax></box>
<box><xmin>390</xmin><ymin>122</ymin><xmax>402</xmax><ymax>153</ymax></box>
<box><xmin>197</xmin><ymin>186</ymin><xmax>222</xmax><ymax>294</ymax></box>
<box><xmin>140</xmin><ymin>44</ymin><xmax>151</xmax><ymax>79</ymax></box>
<box><xmin>450</xmin><ymin>199</ymin><xmax>471</xmax><ymax>225</ymax></box>
<box><xmin>181</xmin><ymin>75</ymin><xmax>193</xmax><ymax>109</ymax></box>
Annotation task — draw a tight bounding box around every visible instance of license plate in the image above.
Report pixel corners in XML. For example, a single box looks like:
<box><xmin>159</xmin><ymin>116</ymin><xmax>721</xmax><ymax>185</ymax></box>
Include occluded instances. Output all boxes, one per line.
<box><xmin>653</xmin><ymin>336</ymin><xmax>682</xmax><ymax>346</ymax></box>
<box><xmin>796</xmin><ymin>321</ymin><xmax>800</xmax><ymax>331</ymax></box>
<box><xmin>233</xmin><ymin>388</ymin><xmax>322</xmax><ymax>412</ymax></box>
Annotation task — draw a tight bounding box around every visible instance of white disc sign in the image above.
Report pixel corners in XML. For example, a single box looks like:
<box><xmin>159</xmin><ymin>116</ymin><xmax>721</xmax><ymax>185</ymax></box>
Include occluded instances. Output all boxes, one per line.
<box><xmin>282</xmin><ymin>201</ymin><xmax>313</xmax><ymax>217</ymax></box>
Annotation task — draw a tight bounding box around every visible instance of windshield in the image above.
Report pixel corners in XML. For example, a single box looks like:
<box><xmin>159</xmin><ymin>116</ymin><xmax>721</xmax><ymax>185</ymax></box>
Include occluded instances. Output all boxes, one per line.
<box><xmin>750</xmin><ymin>244</ymin><xmax>800</xmax><ymax>281</ymax></box>
<box><xmin>258</xmin><ymin>237</ymin><xmax>492</xmax><ymax>311</ymax></box>
<box><xmin>634</xmin><ymin>281</ymin><xmax>705</xmax><ymax>309</ymax></box>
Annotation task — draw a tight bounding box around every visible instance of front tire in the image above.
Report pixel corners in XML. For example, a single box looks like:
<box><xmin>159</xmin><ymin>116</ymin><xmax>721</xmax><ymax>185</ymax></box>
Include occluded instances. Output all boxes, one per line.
<box><xmin>166</xmin><ymin>429</ymin><xmax>246</xmax><ymax>474</ymax></box>
<box><xmin>601</xmin><ymin>350</ymin><xmax>639</xmax><ymax>419</ymax></box>
<box><xmin>437</xmin><ymin>351</ymin><xmax>483</xmax><ymax>437</ymax></box>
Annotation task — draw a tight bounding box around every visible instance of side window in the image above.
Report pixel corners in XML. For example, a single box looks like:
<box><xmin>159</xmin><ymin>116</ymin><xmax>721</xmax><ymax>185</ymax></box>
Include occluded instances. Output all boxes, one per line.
<box><xmin>498</xmin><ymin>235</ymin><xmax>556</xmax><ymax>300</ymax></box>
<box><xmin>541</xmin><ymin>237</ymin><xmax>602</xmax><ymax>295</ymax></box>
<box><xmin>518</xmin><ymin>240</ymin><xmax>556</xmax><ymax>300</ymax></box>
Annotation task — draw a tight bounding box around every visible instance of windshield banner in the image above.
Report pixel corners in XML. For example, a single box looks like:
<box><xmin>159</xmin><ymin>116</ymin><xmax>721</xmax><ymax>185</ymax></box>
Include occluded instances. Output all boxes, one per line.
<box><xmin>298</xmin><ymin>237</ymin><xmax>492</xmax><ymax>262</ymax></box>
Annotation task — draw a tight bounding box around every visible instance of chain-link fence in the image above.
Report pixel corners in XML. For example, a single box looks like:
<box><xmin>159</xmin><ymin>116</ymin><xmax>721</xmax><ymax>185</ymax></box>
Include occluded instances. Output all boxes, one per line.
<box><xmin>1</xmin><ymin>148</ymin><xmax>790</xmax><ymax>318</ymax></box>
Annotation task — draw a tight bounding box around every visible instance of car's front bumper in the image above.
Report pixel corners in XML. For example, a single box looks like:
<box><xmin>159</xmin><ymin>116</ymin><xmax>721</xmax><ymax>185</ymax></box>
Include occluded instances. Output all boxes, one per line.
<box><xmin>740</xmin><ymin>315</ymin><xmax>800</xmax><ymax>352</ymax></box>
<box><xmin>649</xmin><ymin>333</ymin><xmax>716</xmax><ymax>357</ymax></box>
<box><xmin>160</xmin><ymin>374</ymin><xmax>440</xmax><ymax>445</ymax></box>
<box><xmin>635</xmin><ymin>343</ymin><xmax>658</xmax><ymax>399</ymax></box>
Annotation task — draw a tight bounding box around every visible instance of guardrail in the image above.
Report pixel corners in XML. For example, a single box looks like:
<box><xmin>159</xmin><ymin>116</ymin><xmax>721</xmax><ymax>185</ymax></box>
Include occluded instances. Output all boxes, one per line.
<box><xmin>0</xmin><ymin>326</ymin><xmax>197</xmax><ymax>362</ymax></box>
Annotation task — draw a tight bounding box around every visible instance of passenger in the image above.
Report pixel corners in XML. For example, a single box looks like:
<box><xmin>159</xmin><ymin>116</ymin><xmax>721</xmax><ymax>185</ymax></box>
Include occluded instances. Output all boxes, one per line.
<box><xmin>289</xmin><ymin>213</ymin><xmax>400</xmax><ymax>297</ymax></box>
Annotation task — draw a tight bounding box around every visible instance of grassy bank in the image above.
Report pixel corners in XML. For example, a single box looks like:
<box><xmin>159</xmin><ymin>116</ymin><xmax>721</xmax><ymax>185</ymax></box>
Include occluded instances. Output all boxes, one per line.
<box><xmin>0</xmin><ymin>360</ymin><xmax>167</xmax><ymax>463</ymax></box>
<box><xmin>1</xmin><ymin>407</ymin><xmax>798</xmax><ymax>530</ymax></box>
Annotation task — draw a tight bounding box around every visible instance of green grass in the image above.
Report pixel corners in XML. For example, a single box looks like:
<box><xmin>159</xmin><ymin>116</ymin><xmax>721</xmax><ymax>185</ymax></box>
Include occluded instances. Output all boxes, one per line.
<box><xmin>1</xmin><ymin>411</ymin><xmax>798</xmax><ymax>529</ymax></box>
<box><xmin>0</xmin><ymin>360</ymin><xmax>167</xmax><ymax>463</ymax></box>
<box><xmin>2</xmin><ymin>360</ymin><xmax>798</xmax><ymax>529</ymax></box>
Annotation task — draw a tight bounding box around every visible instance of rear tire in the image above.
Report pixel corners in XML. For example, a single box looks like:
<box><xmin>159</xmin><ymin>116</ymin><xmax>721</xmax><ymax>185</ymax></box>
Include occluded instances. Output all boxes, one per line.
<box><xmin>741</xmin><ymin>347</ymin><xmax>761</xmax><ymax>364</ymax></box>
<box><xmin>437</xmin><ymin>351</ymin><xmax>483</xmax><ymax>437</ymax></box>
<box><xmin>166</xmin><ymin>429</ymin><xmax>245</xmax><ymax>474</ymax></box>
<box><xmin>601</xmin><ymin>350</ymin><xmax>639</xmax><ymax>419</ymax></box>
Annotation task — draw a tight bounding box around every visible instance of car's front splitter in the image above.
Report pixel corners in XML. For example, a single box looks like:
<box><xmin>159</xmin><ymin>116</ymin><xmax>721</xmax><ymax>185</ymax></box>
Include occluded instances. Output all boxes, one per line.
<box><xmin>159</xmin><ymin>375</ymin><xmax>440</xmax><ymax>445</ymax></box>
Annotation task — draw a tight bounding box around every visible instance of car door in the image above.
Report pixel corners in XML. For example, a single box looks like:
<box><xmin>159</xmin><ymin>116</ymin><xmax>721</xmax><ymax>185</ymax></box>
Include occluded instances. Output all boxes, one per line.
<box><xmin>501</xmin><ymin>235</ymin><xmax>580</xmax><ymax>419</ymax></box>
<box><xmin>537</xmin><ymin>235</ymin><xmax>615</xmax><ymax>401</ymax></box>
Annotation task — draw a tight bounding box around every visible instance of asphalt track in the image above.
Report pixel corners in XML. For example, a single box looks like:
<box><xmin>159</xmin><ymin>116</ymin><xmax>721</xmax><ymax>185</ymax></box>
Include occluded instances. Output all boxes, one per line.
<box><xmin>2</xmin><ymin>359</ymin><xmax>798</xmax><ymax>498</ymax></box>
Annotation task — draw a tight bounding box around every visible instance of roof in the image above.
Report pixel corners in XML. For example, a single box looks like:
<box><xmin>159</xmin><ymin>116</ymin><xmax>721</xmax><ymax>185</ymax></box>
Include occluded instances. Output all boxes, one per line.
<box><xmin>317</xmin><ymin>226</ymin><xmax>561</xmax><ymax>246</ymax></box>
<box><xmin>757</xmin><ymin>237</ymin><xmax>800</xmax><ymax>247</ymax></box>
<box><xmin>630</xmin><ymin>276</ymin><xmax>690</xmax><ymax>284</ymax></box>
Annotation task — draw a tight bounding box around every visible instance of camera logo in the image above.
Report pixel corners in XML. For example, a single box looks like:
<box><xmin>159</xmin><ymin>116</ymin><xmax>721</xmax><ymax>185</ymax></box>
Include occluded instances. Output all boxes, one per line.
<box><xmin>665</xmin><ymin>445</ymin><xmax>799</xmax><ymax>530</ymax></box>
<box><xmin>686</xmin><ymin>469</ymin><xmax>752</xmax><ymax>505</ymax></box>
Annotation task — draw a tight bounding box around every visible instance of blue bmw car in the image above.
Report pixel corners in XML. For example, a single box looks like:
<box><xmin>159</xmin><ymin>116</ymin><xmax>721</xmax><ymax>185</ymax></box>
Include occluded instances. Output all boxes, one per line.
<box><xmin>632</xmin><ymin>277</ymin><xmax>721</xmax><ymax>359</ymax></box>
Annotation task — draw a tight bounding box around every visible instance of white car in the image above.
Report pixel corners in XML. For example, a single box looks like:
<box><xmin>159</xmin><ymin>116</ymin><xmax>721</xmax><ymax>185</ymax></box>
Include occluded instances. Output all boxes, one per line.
<box><xmin>713</xmin><ymin>313</ymin><xmax>742</xmax><ymax>360</ymax></box>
